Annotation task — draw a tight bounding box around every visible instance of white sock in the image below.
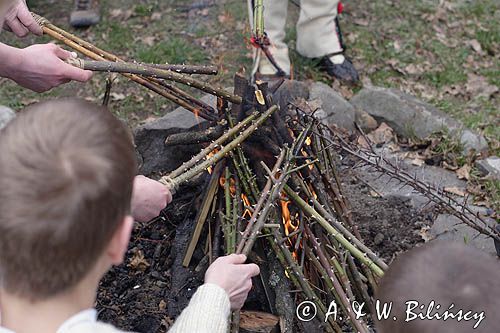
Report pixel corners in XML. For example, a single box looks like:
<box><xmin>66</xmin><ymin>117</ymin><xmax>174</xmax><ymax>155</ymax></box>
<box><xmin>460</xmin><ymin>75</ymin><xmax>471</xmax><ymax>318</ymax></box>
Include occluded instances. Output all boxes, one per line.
<box><xmin>329</xmin><ymin>54</ymin><xmax>345</xmax><ymax>65</ymax></box>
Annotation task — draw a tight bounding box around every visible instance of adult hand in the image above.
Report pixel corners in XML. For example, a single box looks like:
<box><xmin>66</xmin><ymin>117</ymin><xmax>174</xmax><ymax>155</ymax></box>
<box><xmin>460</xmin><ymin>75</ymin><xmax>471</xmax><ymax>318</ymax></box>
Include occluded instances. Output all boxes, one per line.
<box><xmin>131</xmin><ymin>175</ymin><xmax>173</xmax><ymax>222</ymax></box>
<box><xmin>205</xmin><ymin>254</ymin><xmax>260</xmax><ymax>310</ymax></box>
<box><xmin>3</xmin><ymin>0</ymin><xmax>42</xmax><ymax>37</ymax></box>
<box><xmin>1</xmin><ymin>43</ymin><xmax>93</xmax><ymax>92</ymax></box>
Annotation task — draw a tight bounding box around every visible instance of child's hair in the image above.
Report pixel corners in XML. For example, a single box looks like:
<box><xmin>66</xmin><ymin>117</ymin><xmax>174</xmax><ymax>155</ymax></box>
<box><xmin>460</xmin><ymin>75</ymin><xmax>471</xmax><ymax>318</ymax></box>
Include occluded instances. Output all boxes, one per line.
<box><xmin>0</xmin><ymin>98</ymin><xmax>137</xmax><ymax>300</ymax></box>
<box><xmin>375</xmin><ymin>241</ymin><xmax>500</xmax><ymax>333</ymax></box>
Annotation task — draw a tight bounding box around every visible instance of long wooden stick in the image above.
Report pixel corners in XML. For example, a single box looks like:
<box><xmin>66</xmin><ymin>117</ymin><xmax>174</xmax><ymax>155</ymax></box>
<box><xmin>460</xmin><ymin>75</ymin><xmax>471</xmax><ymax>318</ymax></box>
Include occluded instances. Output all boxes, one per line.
<box><xmin>142</xmin><ymin>63</ymin><xmax>218</xmax><ymax>75</ymax></box>
<box><xmin>36</xmin><ymin>22</ymin><xmax>216</xmax><ymax>120</ymax></box>
<box><xmin>33</xmin><ymin>14</ymin><xmax>241</xmax><ymax>105</ymax></box>
<box><xmin>160</xmin><ymin>106</ymin><xmax>278</xmax><ymax>192</ymax></box>
<box><xmin>284</xmin><ymin>185</ymin><xmax>385</xmax><ymax>277</ymax></box>
<box><xmin>167</xmin><ymin>112</ymin><xmax>259</xmax><ymax>180</ymax></box>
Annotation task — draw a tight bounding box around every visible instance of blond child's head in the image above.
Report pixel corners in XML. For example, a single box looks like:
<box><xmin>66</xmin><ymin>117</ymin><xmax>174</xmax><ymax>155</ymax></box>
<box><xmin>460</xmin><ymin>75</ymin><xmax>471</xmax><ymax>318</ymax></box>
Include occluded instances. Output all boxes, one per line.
<box><xmin>0</xmin><ymin>98</ymin><xmax>137</xmax><ymax>301</ymax></box>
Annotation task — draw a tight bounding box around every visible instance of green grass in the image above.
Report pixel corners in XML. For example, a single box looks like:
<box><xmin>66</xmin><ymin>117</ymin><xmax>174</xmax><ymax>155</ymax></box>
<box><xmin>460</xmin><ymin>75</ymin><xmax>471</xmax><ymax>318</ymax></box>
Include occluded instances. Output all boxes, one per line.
<box><xmin>136</xmin><ymin>38</ymin><xmax>206</xmax><ymax>64</ymax></box>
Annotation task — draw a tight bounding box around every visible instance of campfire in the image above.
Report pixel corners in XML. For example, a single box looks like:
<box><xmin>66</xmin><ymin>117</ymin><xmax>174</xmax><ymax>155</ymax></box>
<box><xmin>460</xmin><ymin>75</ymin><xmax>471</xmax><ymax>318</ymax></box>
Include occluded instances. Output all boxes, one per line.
<box><xmin>35</xmin><ymin>13</ymin><xmax>498</xmax><ymax>333</ymax></box>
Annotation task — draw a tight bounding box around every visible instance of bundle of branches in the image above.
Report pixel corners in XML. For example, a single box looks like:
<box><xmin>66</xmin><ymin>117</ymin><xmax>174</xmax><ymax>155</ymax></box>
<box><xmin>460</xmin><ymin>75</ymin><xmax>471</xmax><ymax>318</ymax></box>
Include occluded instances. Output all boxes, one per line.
<box><xmin>168</xmin><ymin>76</ymin><xmax>387</xmax><ymax>332</ymax></box>
<box><xmin>32</xmin><ymin>13</ymin><xmax>241</xmax><ymax>121</ymax></box>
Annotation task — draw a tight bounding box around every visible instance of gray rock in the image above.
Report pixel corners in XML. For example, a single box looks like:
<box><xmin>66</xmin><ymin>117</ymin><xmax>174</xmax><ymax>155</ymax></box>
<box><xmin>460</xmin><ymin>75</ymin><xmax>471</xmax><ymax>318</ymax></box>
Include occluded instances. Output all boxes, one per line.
<box><xmin>460</xmin><ymin>129</ymin><xmax>488</xmax><ymax>153</ymax></box>
<box><xmin>356</xmin><ymin>146</ymin><xmax>468</xmax><ymax>211</ymax></box>
<box><xmin>273</xmin><ymin>80</ymin><xmax>310</xmax><ymax>114</ymax></box>
<box><xmin>351</xmin><ymin>86</ymin><xmax>459</xmax><ymax>139</ymax></box>
<box><xmin>0</xmin><ymin>106</ymin><xmax>15</xmax><ymax>130</ymax></box>
<box><xmin>476</xmin><ymin>156</ymin><xmax>500</xmax><ymax>180</ymax></box>
<box><xmin>134</xmin><ymin>95</ymin><xmax>214</xmax><ymax>175</ymax></box>
<box><xmin>430</xmin><ymin>214</ymin><xmax>497</xmax><ymax>256</ymax></box>
<box><xmin>308</xmin><ymin>82</ymin><xmax>356</xmax><ymax>131</ymax></box>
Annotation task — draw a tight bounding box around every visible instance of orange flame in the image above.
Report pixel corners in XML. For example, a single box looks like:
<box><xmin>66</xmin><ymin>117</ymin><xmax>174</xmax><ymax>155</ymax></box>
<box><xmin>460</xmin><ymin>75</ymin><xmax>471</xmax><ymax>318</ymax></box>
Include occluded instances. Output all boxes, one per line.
<box><xmin>241</xmin><ymin>194</ymin><xmax>252</xmax><ymax>218</ymax></box>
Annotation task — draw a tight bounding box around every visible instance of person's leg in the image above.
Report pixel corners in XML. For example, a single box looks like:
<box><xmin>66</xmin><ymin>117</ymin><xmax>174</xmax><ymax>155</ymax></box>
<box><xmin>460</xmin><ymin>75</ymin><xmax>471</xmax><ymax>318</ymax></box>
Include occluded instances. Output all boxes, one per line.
<box><xmin>255</xmin><ymin>0</ymin><xmax>291</xmax><ymax>76</ymax></box>
<box><xmin>296</xmin><ymin>1</ymin><xmax>358</xmax><ymax>83</ymax></box>
<box><xmin>70</xmin><ymin>0</ymin><xmax>100</xmax><ymax>28</ymax></box>
<box><xmin>296</xmin><ymin>0</ymin><xmax>341</xmax><ymax>58</ymax></box>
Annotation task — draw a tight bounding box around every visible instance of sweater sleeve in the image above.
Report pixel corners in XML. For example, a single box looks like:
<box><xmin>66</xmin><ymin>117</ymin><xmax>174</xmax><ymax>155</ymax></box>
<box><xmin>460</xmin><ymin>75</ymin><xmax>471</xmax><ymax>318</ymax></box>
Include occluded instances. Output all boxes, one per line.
<box><xmin>168</xmin><ymin>283</ymin><xmax>231</xmax><ymax>333</ymax></box>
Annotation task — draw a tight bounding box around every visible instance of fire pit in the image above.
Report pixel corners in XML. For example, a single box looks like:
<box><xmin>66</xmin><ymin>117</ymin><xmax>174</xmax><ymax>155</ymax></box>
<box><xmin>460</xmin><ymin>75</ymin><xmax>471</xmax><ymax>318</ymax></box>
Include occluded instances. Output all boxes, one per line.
<box><xmin>36</xmin><ymin>14</ymin><xmax>497</xmax><ymax>333</ymax></box>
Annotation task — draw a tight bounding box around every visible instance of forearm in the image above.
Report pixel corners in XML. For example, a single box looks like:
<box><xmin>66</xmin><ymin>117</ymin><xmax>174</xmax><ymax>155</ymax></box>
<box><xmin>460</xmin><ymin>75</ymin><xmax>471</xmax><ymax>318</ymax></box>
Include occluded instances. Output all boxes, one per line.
<box><xmin>0</xmin><ymin>42</ymin><xmax>22</xmax><ymax>79</ymax></box>
<box><xmin>168</xmin><ymin>284</ymin><xmax>231</xmax><ymax>333</ymax></box>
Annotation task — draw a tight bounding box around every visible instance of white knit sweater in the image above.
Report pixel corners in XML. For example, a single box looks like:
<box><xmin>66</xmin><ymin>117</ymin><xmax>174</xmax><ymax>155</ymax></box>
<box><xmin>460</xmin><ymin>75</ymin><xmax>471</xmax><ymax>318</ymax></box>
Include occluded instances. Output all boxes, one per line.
<box><xmin>0</xmin><ymin>284</ymin><xmax>231</xmax><ymax>333</ymax></box>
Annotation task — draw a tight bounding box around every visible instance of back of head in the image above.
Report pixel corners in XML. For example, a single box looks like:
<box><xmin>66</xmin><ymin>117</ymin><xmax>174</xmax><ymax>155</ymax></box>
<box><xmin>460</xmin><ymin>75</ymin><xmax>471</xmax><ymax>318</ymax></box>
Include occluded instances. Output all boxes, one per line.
<box><xmin>0</xmin><ymin>98</ymin><xmax>137</xmax><ymax>300</ymax></box>
<box><xmin>375</xmin><ymin>241</ymin><xmax>500</xmax><ymax>333</ymax></box>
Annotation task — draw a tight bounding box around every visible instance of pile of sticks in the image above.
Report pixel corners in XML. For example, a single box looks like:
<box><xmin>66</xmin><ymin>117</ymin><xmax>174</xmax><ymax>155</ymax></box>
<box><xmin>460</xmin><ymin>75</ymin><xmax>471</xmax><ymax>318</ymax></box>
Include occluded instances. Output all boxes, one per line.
<box><xmin>166</xmin><ymin>77</ymin><xmax>388</xmax><ymax>332</ymax></box>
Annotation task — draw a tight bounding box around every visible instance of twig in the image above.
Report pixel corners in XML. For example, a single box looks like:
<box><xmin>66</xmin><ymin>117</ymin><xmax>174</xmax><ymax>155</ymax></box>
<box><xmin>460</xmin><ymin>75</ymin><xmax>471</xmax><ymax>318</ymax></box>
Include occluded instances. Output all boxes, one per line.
<box><xmin>284</xmin><ymin>185</ymin><xmax>385</xmax><ymax>277</ymax></box>
<box><xmin>66</xmin><ymin>58</ymin><xmax>241</xmax><ymax>104</ymax></box>
<box><xmin>160</xmin><ymin>106</ymin><xmax>279</xmax><ymax>192</ymax></box>
<box><xmin>305</xmin><ymin>225</ymin><xmax>369</xmax><ymax>333</ymax></box>
<box><xmin>182</xmin><ymin>162</ymin><xmax>223</xmax><ymax>267</ymax></box>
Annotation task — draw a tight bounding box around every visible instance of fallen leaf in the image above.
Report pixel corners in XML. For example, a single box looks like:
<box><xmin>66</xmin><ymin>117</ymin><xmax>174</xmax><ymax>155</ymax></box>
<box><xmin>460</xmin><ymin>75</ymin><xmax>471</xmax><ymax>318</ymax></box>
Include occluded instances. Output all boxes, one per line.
<box><xmin>418</xmin><ymin>226</ymin><xmax>433</xmax><ymax>242</ymax></box>
<box><xmin>357</xmin><ymin>135</ymin><xmax>371</xmax><ymax>149</ymax></box>
<box><xmin>367</xmin><ymin>122</ymin><xmax>394</xmax><ymax>145</ymax></box>
<box><xmin>110</xmin><ymin>92</ymin><xmax>126</xmax><ymax>101</ymax></box>
<box><xmin>456</xmin><ymin>164</ymin><xmax>471</xmax><ymax>180</ymax></box>
<box><xmin>466</xmin><ymin>73</ymin><xmax>499</xmax><ymax>99</ymax></box>
<box><xmin>444</xmin><ymin>186</ymin><xmax>466</xmax><ymax>197</ymax></box>
<box><xmin>404</xmin><ymin>63</ymin><xmax>422</xmax><ymax>75</ymax></box>
<box><xmin>353</xmin><ymin>18</ymin><xmax>369</xmax><ymax>26</ymax></box>
<box><xmin>393</xmin><ymin>40</ymin><xmax>401</xmax><ymax>52</ymax></box>
<box><xmin>143</xmin><ymin>36</ymin><xmax>156</xmax><ymax>47</ymax></box>
<box><xmin>411</xmin><ymin>158</ymin><xmax>425</xmax><ymax>167</ymax></box>
<box><xmin>151</xmin><ymin>12</ymin><xmax>162</xmax><ymax>21</ymax></box>
<box><xmin>369</xmin><ymin>190</ymin><xmax>381</xmax><ymax>198</ymax></box>
<box><xmin>129</xmin><ymin>249</ymin><xmax>150</xmax><ymax>271</ymax></box>
<box><xmin>467</xmin><ymin>39</ymin><xmax>483</xmax><ymax>54</ymax></box>
<box><xmin>161</xmin><ymin>316</ymin><xmax>174</xmax><ymax>329</ymax></box>
<box><xmin>159</xmin><ymin>300</ymin><xmax>167</xmax><ymax>311</ymax></box>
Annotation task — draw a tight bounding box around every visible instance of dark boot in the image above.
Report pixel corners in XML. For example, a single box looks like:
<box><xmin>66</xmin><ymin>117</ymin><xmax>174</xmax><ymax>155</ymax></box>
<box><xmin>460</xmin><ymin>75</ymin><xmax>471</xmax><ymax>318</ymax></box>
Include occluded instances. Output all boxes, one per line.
<box><xmin>319</xmin><ymin>56</ymin><xmax>360</xmax><ymax>85</ymax></box>
<box><xmin>70</xmin><ymin>0</ymin><xmax>100</xmax><ymax>28</ymax></box>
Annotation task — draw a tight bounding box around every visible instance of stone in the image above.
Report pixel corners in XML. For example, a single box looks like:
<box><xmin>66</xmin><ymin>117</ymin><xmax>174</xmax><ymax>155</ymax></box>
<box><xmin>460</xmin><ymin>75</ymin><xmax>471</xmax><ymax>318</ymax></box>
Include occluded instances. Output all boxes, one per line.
<box><xmin>134</xmin><ymin>94</ymin><xmax>214</xmax><ymax>175</ymax></box>
<box><xmin>308</xmin><ymin>82</ymin><xmax>356</xmax><ymax>131</ymax></box>
<box><xmin>356</xmin><ymin>146</ymin><xmax>468</xmax><ymax>211</ymax></box>
<box><xmin>374</xmin><ymin>233</ymin><xmax>385</xmax><ymax>245</ymax></box>
<box><xmin>476</xmin><ymin>156</ymin><xmax>500</xmax><ymax>180</ymax></box>
<box><xmin>429</xmin><ymin>214</ymin><xmax>497</xmax><ymax>256</ymax></box>
<box><xmin>351</xmin><ymin>86</ymin><xmax>460</xmax><ymax>139</ymax></box>
<box><xmin>272</xmin><ymin>80</ymin><xmax>310</xmax><ymax>114</ymax></box>
<box><xmin>460</xmin><ymin>129</ymin><xmax>488</xmax><ymax>153</ymax></box>
<box><xmin>0</xmin><ymin>106</ymin><xmax>15</xmax><ymax>130</ymax></box>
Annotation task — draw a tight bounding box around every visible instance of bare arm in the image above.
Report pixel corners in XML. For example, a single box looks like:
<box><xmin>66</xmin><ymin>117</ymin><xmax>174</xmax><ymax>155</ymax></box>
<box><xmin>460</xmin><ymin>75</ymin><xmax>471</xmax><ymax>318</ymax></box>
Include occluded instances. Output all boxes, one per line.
<box><xmin>0</xmin><ymin>42</ymin><xmax>93</xmax><ymax>92</ymax></box>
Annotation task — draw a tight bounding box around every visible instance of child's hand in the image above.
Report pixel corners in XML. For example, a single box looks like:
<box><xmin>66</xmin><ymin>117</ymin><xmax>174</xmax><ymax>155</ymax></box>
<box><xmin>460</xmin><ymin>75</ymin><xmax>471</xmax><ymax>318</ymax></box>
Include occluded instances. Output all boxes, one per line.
<box><xmin>205</xmin><ymin>254</ymin><xmax>260</xmax><ymax>310</ymax></box>
<box><xmin>0</xmin><ymin>44</ymin><xmax>93</xmax><ymax>92</ymax></box>
<box><xmin>131</xmin><ymin>175</ymin><xmax>173</xmax><ymax>222</ymax></box>
<box><xmin>2</xmin><ymin>0</ymin><xmax>43</xmax><ymax>37</ymax></box>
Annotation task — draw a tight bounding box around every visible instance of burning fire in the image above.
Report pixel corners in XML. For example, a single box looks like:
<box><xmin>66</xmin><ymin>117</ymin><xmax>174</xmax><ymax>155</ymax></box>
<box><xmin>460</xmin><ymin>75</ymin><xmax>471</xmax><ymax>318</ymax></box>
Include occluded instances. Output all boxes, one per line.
<box><xmin>206</xmin><ymin>149</ymin><xmax>219</xmax><ymax>174</ymax></box>
<box><xmin>219</xmin><ymin>177</ymin><xmax>252</xmax><ymax>218</ymax></box>
<box><xmin>280</xmin><ymin>194</ymin><xmax>301</xmax><ymax>261</ymax></box>
<box><xmin>241</xmin><ymin>194</ymin><xmax>252</xmax><ymax>218</ymax></box>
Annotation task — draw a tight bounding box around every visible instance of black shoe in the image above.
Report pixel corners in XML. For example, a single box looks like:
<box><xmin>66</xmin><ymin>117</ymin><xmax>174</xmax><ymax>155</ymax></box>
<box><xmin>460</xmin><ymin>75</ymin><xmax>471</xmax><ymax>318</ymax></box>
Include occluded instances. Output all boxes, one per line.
<box><xmin>319</xmin><ymin>56</ymin><xmax>360</xmax><ymax>84</ymax></box>
<box><xmin>70</xmin><ymin>0</ymin><xmax>100</xmax><ymax>28</ymax></box>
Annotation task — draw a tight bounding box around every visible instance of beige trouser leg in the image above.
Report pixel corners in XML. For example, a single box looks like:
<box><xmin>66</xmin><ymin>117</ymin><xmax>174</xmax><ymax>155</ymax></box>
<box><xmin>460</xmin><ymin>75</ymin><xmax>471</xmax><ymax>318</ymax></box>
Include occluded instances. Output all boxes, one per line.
<box><xmin>297</xmin><ymin>0</ymin><xmax>342</xmax><ymax>58</ymax></box>
<box><xmin>257</xmin><ymin>0</ymin><xmax>291</xmax><ymax>75</ymax></box>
